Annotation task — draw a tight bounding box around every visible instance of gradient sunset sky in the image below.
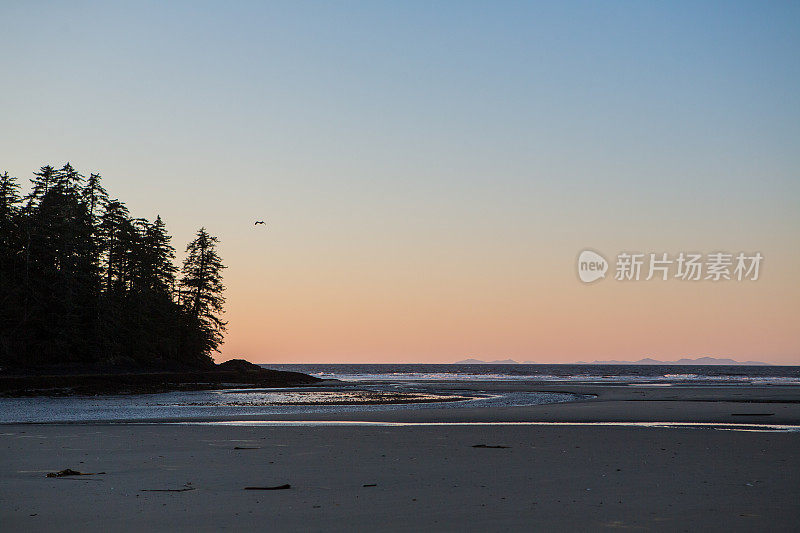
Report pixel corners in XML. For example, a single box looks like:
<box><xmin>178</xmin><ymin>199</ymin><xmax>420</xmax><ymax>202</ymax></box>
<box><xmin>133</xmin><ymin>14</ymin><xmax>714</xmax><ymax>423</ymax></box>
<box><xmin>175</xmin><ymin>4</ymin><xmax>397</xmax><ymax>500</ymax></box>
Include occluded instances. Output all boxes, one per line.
<box><xmin>2</xmin><ymin>1</ymin><xmax>798</xmax><ymax>364</ymax></box>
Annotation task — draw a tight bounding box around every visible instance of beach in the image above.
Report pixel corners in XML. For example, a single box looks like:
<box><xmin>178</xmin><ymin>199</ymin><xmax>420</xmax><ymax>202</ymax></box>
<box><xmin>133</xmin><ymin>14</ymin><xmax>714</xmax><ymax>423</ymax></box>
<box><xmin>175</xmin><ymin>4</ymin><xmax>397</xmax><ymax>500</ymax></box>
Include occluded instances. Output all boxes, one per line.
<box><xmin>4</xmin><ymin>1</ymin><xmax>798</xmax><ymax>530</ymax></box>
<box><xmin>2</xmin><ymin>381</ymin><xmax>799</xmax><ymax>532</ymax></box>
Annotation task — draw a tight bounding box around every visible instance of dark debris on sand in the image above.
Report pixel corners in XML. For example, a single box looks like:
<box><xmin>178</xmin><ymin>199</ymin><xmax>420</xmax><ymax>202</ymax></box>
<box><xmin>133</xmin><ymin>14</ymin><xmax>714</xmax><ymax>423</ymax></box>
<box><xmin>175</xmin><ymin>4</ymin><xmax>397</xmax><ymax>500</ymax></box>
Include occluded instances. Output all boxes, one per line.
<box><xmin>46</xmin><ymin>469</ymin><xmax>105</xmax><ymax>477</ymax></box>
<box><xmin>244</xmin><ymin>484</ymin><xmax>291</xmax><ymax>490</ymax></box>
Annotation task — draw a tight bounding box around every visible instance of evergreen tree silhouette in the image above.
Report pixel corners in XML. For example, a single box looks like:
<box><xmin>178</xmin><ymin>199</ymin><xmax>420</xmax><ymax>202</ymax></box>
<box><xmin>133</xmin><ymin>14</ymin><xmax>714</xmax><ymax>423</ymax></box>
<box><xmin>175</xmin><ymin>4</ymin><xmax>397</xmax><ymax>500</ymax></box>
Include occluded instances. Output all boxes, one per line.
<box><xmin>0</xmin><ymin>172</ymin><xmax>22</xmax><ymax>363</ymax></box>
<box><xmin>0</xmin><ymin>163</ymin><xmax>227</xmax><ymax>371</ymax></box>
<box><xmin>81</xmin><ymin>173</ymin><xmax>108</xmax><ymax>224</ymax></box>
<box><xmin>179</xmin><ymin>228</ymin><xmax>227</xmax><ymax>366</ymax></box>
<box><xmin>26</xmin><ymin>165</ymin><xmax>57</xmax><ymax>205</ymax></box>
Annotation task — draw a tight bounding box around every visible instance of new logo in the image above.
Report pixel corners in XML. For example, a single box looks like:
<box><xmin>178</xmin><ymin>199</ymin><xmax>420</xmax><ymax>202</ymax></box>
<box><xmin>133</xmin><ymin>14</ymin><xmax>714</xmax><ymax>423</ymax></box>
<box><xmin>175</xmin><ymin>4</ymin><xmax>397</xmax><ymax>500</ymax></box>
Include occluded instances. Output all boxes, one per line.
<box><xmin>577</xmin><ymin>250</ymin><xmax>608</xmax><ymax>283</ymax></box>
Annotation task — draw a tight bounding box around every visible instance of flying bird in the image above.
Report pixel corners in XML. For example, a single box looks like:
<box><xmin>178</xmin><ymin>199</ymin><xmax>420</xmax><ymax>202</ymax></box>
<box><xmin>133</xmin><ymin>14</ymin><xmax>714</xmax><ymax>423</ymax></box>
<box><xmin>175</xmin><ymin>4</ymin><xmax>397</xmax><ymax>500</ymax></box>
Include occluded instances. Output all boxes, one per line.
<box><xmin>254</xmin><ymin>220</ymin><xmax>266</xmax><ymax>226</ymax></box>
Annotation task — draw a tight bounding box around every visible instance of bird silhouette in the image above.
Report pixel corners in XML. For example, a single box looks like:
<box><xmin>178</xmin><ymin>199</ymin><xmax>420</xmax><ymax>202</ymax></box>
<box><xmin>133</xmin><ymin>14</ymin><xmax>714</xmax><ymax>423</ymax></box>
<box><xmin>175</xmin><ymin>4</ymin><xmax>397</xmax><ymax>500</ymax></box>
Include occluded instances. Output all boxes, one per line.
<box><xmin>254</xmin><ymin>220</ymin><xmax>266</xmax><ymax>226</ymax></box>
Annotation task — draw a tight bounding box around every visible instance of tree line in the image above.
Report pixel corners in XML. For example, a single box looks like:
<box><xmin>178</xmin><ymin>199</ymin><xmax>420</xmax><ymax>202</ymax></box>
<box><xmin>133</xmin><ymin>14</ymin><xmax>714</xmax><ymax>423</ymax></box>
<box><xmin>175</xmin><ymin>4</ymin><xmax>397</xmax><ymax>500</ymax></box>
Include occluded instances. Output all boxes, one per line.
<box><xmin>0</xmin><ymin>164</ymin><xmax>226</xmax><ymax>371</ymax></box>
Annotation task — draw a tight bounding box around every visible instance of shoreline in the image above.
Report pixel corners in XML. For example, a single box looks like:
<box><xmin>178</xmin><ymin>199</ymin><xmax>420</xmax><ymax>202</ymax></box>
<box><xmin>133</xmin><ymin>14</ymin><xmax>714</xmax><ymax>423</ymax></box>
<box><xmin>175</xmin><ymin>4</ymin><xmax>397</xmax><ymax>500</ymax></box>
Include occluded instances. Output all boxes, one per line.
<box><xmin>2</xmin><ymin>381</ymin><xmax>800</xmax><ymax>425</ymax></box>
<box><xmin>0</xmin><ymin>361</ymin><xmax>322</xmax><ymax>397</ymax></box>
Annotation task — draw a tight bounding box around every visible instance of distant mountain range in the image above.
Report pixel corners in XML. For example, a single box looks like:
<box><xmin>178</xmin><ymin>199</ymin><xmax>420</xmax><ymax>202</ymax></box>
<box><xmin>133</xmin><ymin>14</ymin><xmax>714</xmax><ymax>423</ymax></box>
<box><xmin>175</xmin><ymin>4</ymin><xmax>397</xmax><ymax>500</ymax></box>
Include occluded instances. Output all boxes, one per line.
<box><xmin>455</xmin><ymin>357</ymin><xmax>770</xmax><ymax>366</ymax></box>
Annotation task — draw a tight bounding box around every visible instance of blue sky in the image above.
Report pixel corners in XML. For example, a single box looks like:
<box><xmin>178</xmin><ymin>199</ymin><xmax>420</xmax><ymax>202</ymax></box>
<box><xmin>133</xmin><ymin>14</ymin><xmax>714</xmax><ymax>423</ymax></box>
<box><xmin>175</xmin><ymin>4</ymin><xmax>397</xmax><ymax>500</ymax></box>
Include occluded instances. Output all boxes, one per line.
<box><xmin>2</xmin><ymin>1</ymin><xmax>798</xmax><ymax>362</ymax></box>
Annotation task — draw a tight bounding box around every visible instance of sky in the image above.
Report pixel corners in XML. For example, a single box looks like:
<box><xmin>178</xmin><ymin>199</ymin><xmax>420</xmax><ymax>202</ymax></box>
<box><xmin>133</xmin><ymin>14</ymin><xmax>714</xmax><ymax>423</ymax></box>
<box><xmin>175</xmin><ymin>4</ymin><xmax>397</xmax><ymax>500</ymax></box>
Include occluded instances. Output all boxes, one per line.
<box><xmin>1</xmin><ymin>1</ymin><xmax>798</xmax><ymax>364</ymax></box>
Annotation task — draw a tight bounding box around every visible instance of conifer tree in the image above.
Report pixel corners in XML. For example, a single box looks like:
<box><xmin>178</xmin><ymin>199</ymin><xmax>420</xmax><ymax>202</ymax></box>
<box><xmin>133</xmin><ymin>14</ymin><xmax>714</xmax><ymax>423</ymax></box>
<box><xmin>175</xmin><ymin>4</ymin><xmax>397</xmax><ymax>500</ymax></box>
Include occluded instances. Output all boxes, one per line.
<box><xmin>179</xmin><ymin>228</ymin><xmax>227</xmax><ymax>364</ymax></box>
<box><xmin>26</xmin><ymin>165</ymin><xmax>57</xmax><ymax>205</ymax></box>
<box><xmin>54</xmin><ymin>162</ymin><xmax>84</xmax><ymax>192</ymax></box>
<box><xmin>0</xmin><ymin>163</ymin><xmax>228</xmax><ymax>370</ymax></box>
<box><xmin>100</xmin><ymin>199</ymin><xmax>131</xmax><ymax>290</ymax></box>
<box><xmin>0</xmin><ymin>171</ymin><xmax>20</xmax><ymax>222</ymax></box>
<box><xmin>144</xmin><ymin>215</ymin><xmax>178</xmax><ymax>293</ymax></box>
<box><xmin>81</xmin><ymin>173</ymin><xmax>108</xmax><ymax>223</ymax></box>
<box><xmin>0</xmin><ymin>171</ymin><xmax>20</xmax><ymax>252</ymax></box>
<box><xmin>0</xmin><ymin>172</ymin><xmax>22</xmax><ymax>362</ymax></box>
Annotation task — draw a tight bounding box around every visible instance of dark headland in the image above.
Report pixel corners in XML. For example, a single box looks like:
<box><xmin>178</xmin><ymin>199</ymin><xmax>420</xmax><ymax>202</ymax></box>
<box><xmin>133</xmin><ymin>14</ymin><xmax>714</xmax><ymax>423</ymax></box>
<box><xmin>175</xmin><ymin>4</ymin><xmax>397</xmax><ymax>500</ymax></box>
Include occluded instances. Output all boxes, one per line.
<box><xmin>0</xmin><ymin>359</ymin><xmax>321</xmax><ymax>397</ymax></box>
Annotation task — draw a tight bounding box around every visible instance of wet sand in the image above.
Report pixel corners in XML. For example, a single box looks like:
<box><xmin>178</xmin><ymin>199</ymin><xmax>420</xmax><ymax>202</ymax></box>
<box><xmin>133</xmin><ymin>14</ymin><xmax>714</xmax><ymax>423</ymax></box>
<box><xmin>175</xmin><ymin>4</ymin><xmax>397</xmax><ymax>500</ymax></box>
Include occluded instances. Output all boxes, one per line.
<box><xmin>1</xmin><ymin>383</ymin><xmax>799</xmax><ymax>531</ymax></box>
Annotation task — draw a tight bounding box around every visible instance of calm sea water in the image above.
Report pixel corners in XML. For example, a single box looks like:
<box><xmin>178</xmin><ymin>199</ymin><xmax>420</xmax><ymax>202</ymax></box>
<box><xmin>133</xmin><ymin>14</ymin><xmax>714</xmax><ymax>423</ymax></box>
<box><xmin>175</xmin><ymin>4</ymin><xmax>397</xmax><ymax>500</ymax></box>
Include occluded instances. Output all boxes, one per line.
<box><xmin>0</xmin><ymin>386</ymin><xmax>577</xmax><ymax>424</ymax></box>
<box><xmin>3</xmin><ymin>364</ymin><xmax>798</xmax><ymax>424</ymax></box>
<box><xmin>266</xmin><ymin>363</ymin><xmax>800</xmax><ymax>385</ymax></box>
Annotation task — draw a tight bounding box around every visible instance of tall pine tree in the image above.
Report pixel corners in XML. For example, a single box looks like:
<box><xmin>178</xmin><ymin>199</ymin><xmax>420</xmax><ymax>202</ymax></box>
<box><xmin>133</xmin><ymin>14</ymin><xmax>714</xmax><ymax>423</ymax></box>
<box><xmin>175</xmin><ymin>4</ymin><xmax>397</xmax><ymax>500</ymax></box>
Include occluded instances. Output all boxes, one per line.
<box><xmin>179</xmin><ymin>228</ymin><xmax>226</xmax><ymax>366</ymax></box>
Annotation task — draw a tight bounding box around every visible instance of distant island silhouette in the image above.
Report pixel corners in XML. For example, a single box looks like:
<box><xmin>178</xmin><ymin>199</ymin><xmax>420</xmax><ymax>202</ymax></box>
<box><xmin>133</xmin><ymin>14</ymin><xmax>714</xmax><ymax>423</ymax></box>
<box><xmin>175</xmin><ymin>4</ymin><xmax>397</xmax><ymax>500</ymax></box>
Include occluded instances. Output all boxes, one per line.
<box><xmin>456</xmin><ymin>358</ymin><xmax>536</xmax><ymax>365</ymax></box>
<box><xmin>456</xmin><ymin>357</ymin><xmax>771</xmax><ymax>366</ymax></box>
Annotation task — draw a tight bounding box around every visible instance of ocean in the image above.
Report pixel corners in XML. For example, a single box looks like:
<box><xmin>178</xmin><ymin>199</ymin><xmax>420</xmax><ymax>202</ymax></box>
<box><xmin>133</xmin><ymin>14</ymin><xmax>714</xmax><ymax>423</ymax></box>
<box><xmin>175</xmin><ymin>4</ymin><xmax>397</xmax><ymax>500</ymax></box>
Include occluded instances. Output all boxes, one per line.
<box><xmin>266</xmin><ymin>363</ymin><xmax>800</xmax><ymax>385</ymax></box>
<box><xmin>2</xmin><ymin>364</ymin><xmax>798</xmax><ymax>424</ymax></box>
